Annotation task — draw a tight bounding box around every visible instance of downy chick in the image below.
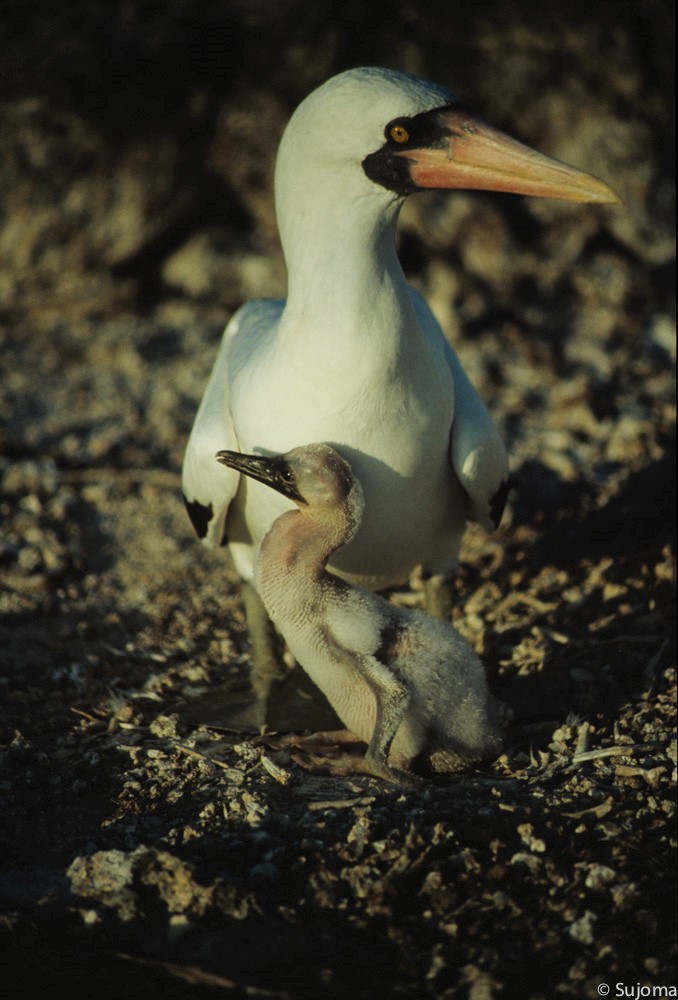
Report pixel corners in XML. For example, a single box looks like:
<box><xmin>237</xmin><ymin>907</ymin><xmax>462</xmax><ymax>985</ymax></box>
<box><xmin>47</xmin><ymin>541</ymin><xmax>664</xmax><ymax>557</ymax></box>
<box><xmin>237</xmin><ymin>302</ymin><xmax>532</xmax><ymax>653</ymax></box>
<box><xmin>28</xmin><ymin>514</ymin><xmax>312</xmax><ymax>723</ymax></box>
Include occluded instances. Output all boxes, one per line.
<box><xmin>217</xmin><ymin>443</ymin><xmax>505</xmax><ymax>782</ymax></box>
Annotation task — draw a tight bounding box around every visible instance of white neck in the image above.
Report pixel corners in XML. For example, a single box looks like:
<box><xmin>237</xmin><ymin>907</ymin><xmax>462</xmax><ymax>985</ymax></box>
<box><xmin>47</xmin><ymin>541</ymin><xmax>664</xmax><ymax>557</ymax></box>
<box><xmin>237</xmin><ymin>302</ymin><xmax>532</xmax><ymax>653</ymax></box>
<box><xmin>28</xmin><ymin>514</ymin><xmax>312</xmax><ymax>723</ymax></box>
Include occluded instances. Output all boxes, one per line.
<box><xmin>275</xmin><ymin>160</ymin><xmax>418</xmax><ymax>364</ymax></box>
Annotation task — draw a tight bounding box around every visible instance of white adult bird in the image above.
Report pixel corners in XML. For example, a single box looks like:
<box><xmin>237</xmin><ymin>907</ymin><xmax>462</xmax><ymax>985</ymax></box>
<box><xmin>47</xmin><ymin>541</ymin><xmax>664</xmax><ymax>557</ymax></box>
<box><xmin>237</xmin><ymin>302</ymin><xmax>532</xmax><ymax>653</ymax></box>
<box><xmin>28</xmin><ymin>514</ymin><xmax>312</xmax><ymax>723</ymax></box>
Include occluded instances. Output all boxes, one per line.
<box><xmin>183</xmin><ymin>67</ymin><xmax>617</xmax><ymax>717</ymax></box>
<box><xmin>216</xmin><ymin>443</ymin><xmax>505</xmax><ymax>782</ymax></box>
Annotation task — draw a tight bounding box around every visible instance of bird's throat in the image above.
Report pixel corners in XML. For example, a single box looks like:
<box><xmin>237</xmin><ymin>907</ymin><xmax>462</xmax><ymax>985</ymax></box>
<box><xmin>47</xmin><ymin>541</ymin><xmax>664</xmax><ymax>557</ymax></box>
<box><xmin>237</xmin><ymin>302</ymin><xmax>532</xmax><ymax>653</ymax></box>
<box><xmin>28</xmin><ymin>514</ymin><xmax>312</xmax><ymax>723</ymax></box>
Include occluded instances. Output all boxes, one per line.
<box><xmin>279</xmin><ymin>198</ymin><xmax>419</xmax><ymax>369</ymax></box>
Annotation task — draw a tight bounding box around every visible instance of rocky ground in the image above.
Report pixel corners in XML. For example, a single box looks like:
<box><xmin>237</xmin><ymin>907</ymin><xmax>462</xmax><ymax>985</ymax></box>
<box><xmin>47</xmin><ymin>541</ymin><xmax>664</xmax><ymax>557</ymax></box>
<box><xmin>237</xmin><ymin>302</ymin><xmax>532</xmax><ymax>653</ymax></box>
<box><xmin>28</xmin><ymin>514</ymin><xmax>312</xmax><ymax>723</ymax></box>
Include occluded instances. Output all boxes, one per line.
<box><xmin>0</xmin><ymin>3</ymin><xmax>675</xmax><ymax>998</ymax></box>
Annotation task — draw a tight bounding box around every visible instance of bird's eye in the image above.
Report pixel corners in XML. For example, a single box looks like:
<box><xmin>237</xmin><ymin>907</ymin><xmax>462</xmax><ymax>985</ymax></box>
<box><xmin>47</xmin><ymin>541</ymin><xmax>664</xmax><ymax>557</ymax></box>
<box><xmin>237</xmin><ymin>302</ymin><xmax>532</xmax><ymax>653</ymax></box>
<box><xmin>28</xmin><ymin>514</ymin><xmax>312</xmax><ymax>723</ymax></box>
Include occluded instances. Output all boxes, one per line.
<box><xmin>389</xmin><ymin>123</ymin><xmax>410</xmax><ymax>144</ymax></box>
<box><xmin>279</xmin><ymin>467</ymin><xmax>295</xmax><ymax>484</ymax></box>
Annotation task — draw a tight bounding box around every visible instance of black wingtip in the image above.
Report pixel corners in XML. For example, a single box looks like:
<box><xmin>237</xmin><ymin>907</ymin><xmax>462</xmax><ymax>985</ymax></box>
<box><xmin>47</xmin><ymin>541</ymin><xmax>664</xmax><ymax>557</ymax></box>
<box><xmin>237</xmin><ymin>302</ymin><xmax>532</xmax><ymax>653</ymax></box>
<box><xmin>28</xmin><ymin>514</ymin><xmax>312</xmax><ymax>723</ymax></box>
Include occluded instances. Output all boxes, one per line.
<box><xmin>489</xmin><ymin>478</ymin><xmax>510</xmax><ymax>529</ymax></box>
<box><xmin>183</xmin><ymin>494</ymin><xmax>214</xmax><ymax>540</ymax></box>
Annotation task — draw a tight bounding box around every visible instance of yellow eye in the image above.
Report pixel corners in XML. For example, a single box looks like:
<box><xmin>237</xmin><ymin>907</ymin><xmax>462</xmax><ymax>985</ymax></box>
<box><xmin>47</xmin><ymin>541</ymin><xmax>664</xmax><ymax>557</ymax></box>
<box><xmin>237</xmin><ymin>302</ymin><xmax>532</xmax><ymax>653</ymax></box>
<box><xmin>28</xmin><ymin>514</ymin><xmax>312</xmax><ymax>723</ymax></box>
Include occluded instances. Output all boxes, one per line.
<box><xmin>389</xmin><ymin>124</ymin><xmax>410</xmax><ymax>144</ymax></box>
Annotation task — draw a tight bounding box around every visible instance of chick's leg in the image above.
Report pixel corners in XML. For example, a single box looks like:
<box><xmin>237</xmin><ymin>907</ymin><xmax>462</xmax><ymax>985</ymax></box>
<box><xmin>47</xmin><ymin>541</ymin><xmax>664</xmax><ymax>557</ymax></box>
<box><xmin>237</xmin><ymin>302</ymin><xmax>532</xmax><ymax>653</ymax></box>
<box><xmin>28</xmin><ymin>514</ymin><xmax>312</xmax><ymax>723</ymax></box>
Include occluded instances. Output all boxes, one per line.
<box><xmin>363</xmin><ymin>674</ymin><xmax>413</xmax><ymax>782</ymax></box>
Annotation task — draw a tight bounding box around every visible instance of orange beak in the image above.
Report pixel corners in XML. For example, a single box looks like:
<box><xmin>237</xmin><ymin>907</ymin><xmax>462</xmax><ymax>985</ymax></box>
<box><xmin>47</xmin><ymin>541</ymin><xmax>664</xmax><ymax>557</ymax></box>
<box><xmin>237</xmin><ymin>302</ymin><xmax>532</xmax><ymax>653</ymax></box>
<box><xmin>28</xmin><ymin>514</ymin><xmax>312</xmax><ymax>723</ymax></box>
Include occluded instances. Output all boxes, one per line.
<box><xmin>400</xmin><ymin>108</ymin><xmax>619</xmax><ymax>204</ymax></box>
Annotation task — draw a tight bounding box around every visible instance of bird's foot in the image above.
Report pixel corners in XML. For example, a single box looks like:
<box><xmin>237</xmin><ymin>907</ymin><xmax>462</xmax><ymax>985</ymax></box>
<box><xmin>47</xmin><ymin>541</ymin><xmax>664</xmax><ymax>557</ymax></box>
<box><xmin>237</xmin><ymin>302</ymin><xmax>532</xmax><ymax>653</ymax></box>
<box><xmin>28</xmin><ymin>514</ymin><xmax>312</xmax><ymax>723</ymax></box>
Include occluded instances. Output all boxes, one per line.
<box><xmin>362</xmin><ymin>751</ymin><xmax>426</xmax><ymax>788</ymax></box>
<box><xmin>296</xmin><ymin>749</ymin><xmax>424</xmax><ymax>787</ymax></box>
<box><xmin>178</xmin><ymin>667</ymin><xmax>340</xmax><ymax>736</ymax></box>
<box><xmin>257</xmin><ymin>730</ymin><xmax>424</xmax><ymax>787</ymax></box>
<box><xmin>254</xmin><ymin>727</ymin><xmax>364</xmax><ymax>756</ymax></box>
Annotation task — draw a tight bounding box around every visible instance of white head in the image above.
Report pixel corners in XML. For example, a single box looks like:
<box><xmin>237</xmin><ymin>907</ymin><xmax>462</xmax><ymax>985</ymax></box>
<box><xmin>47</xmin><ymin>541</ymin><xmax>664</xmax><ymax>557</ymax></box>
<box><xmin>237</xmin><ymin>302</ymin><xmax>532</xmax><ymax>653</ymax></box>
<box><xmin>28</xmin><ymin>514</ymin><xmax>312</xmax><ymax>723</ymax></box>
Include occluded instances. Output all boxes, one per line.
<box><xmin>275</xmin><ymin>68</ymin><xmax>453</xmax><ymax>254</ymax></box>
<box><xmin>274</xmin><ymin>65</ymin><xmax>618</xmax><ymax>259</ymax></box>
<box><xmin>276</xmin><ymin>67</ymin><xmax>454</xmax><ymax>191</ymax></box>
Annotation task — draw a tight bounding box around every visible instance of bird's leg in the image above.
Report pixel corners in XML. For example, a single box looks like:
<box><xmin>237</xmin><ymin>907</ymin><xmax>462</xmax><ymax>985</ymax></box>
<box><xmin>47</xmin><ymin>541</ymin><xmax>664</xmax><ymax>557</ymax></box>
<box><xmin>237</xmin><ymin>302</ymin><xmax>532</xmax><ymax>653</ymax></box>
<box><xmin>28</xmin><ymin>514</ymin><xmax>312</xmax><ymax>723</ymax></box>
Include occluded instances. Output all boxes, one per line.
<box><xmin>422</xmin><ymin>572</ymin><xmax>455</xmax><ymax>622</ymax></box>
<box><xmin>240</xmin><ymin>582</ymin><xmax>288</xmax><ymax>731</ymax></box>
<box><xmin>359</xmin><ymin>664</ymin><xmax>424</xmax><ymax>786</ymax></box>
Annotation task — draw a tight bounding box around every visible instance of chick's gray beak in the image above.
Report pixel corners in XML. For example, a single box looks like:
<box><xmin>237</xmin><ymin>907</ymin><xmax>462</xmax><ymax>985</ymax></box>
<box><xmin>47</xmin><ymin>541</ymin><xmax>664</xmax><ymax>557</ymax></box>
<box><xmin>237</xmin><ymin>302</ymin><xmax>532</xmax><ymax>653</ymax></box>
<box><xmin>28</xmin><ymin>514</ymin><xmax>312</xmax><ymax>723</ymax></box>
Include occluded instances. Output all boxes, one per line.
<box><xmin>216</xmin><ymin>450</ymin><xmax>305</xmax><ymax>505</ymax></box>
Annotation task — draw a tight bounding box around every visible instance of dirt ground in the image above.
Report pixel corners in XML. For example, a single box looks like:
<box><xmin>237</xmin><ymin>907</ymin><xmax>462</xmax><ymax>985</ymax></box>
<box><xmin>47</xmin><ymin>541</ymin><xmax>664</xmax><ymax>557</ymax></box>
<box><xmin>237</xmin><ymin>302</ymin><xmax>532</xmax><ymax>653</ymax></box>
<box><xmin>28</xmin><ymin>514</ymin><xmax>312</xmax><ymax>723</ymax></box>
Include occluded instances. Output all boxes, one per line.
<box><xmin>0</xmin><ymin>3</ymin><xmax>675</xmax><ymax>998</ymax></box>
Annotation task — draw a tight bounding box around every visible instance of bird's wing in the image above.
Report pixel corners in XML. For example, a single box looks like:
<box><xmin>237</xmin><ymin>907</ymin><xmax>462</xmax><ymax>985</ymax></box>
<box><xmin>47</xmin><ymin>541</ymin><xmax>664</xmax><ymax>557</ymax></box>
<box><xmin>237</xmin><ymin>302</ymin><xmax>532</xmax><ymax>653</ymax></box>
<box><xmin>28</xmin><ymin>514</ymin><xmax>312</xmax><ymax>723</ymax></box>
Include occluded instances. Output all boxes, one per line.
<box><xmin>181</xmin><ymin>300</ymin><xmax>280</xmax><ymax>548</ymax></box>
<box><xmin>409</xmin><ymin>288</ymin><xmax>509</xmax><ymax>532</ymax></box>
<box><xmin>443</xmin><ymin>339</ymin><xmax>510</xmax><ymax>531</ymax></box>
<box><xmin>324</xmin><ymin>587</ymin><xmax>389</xmax><ymax>660</ymax></box>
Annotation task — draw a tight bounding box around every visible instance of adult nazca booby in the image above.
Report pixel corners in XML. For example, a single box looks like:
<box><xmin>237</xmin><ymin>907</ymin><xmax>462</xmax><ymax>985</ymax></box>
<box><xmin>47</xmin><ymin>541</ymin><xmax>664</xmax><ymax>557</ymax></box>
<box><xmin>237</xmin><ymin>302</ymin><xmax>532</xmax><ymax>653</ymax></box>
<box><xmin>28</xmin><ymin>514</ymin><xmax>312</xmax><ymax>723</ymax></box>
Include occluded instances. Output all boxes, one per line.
<box><xmin>216</xmin><ymin>443</ymin><xmax>506</xmax><ymax>782</ymax></box>
<box><xmin>182</xmin><ymin>67</ymin><xmax>617</xmax><ymax>716</ymax></box>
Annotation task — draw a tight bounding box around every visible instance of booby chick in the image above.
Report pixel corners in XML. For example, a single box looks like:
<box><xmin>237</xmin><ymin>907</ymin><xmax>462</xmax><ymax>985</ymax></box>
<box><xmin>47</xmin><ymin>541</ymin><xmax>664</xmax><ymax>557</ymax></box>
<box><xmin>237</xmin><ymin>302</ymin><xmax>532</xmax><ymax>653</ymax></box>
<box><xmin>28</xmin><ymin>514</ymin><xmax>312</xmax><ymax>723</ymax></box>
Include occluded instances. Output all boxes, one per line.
<box><xmin>216</xmin><ymin>444</ymin><xmax>505</xmax><ymax>782</ymax></box>
<box><xmin>184</xmin><ymin>67</ymin><xmax>618</xmax><ymax>719</ymax></box>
